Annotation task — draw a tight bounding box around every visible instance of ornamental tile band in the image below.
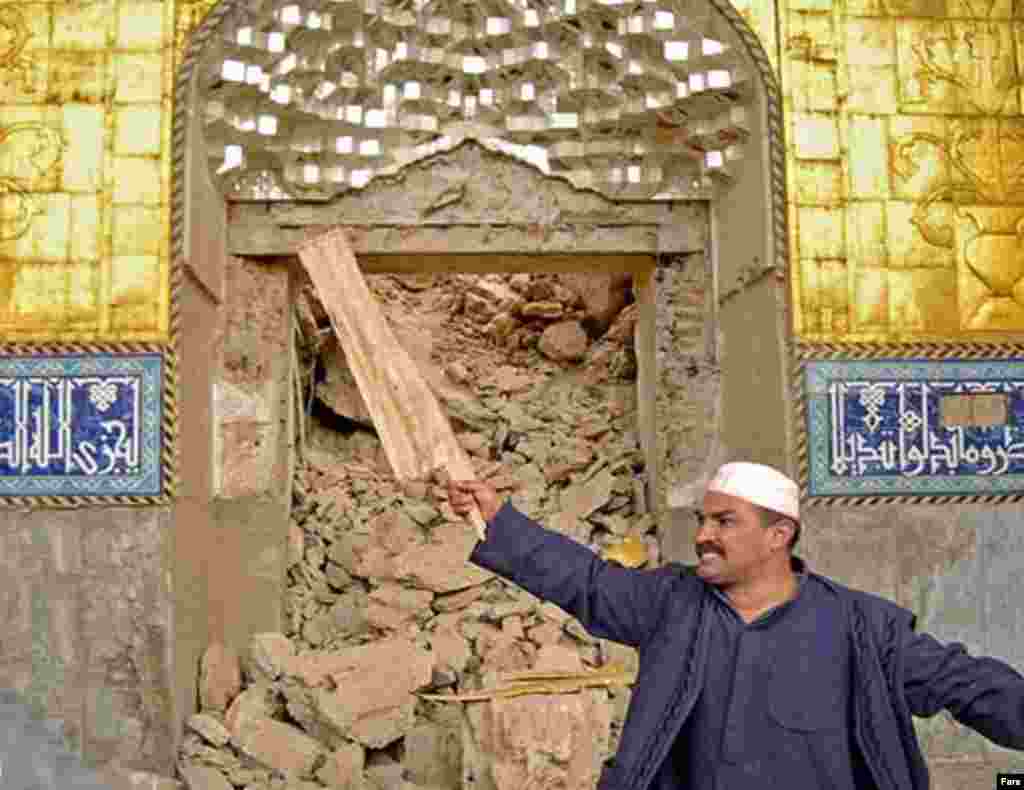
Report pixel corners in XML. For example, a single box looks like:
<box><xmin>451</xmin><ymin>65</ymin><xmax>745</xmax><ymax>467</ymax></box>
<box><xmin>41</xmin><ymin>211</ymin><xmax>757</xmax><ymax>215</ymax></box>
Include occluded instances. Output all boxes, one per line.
<box><xmin>0</xmin><ymin>353</ymin><xmax>163</xmax><ymax>498</ymax></box>
<box><xmin>804</xmin><ymin>359</ymin><xmax>1024</xmax><ymax>498</ymax></box>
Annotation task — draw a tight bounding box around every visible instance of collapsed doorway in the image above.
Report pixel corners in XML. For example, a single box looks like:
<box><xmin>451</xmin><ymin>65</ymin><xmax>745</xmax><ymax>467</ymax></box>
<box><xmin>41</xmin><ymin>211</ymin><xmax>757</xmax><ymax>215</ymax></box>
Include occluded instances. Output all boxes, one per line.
<box><xmin>171</xmin><ymin>0</ymin><xmax>791</xmax><ymax>781</ymax></box>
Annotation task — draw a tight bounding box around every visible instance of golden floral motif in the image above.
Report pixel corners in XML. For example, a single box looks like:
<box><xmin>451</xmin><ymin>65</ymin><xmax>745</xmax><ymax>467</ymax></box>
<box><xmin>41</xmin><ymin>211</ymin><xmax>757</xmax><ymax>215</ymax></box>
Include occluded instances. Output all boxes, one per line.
<box><xmin>892</xmin><ymin>119</ymin><xmax>1024</xmax><ymax>330</ymax></box>
<box><xmin>905</xmin><ymin>22</ymin><xmax>1018</xmax><ymax>115</ymax></box>
<box><xmin>0</xmin><ymin>123</ymin><xmax>64</xmax><ymax>241</ymax></box>
<box><xmin>0</xmin><ymin>6</ymin><xmax>39</xmax><ymax>97</ymax></box>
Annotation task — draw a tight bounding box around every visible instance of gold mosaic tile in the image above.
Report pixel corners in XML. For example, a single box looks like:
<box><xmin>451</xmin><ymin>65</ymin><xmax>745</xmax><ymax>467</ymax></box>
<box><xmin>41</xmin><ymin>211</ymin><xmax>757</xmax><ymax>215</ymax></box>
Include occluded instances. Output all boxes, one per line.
<box><xmin>116</xmin><ymin>2</ymin><xmax>165</xmax><ymax>51</ymax></box>
<box><xmin>111</xmin><ymin>205</ymin><xmax>161</xmax><ymax>257</ymax></box>
<box><xmin>109</xmin><ymin>254</ymin><xmax>161</xmax><ymax>332</ymax></box>
<box><xmin>114</xmin><ymin>105</ymin><xmax>162</xmax><ymax>156</ymax></box>
<box><xmin>65</xmin><ymin>259</ymin><xmax>101</xmax><ymax>329</ymax></box>
<box><xmin>786</xmin><ymin>11</ymin><xmax>840</xmax><ymax>63</ymax></box>
<box><xmin>113</xmin><ymin>52</ymin><xmax>162</xmax><ymax>104</ymax></box>
<box><xmin>798</xmin><ymin>206</ymin><xmax>846</xmax><ymax>258</ymax></box>
<box><xmin>846</xmin><ymin>201</ymin><xmax>888</xmax><ymax>262</ymax></box>
<box><xmin>846</xmin><ymin>63</ymin><xmax>899</xmax><ymax>114</ymax></box>
<box><xmin>792</xmin><ymin>160</ymin><xmax>845</xmax><ymax>205</ymax></box>
<box><xmin>10</xmin><ymin>263</ymin><xmax>68</xmax><ymax>329</ymax></box>
<box><xmin>947</xmin><ymin>0</ymin><xmax>1015</xmax><ymax>18</ymax></box>
<box><xmin>60</xmin><ymin>105</ymin><xmax>103</xmax><ymax>192</ymax></box>
<box><xmin>69</xmin><ymin>195</ymin><xmax>100</xmax><ymax>263</ymax></box>
<box><xmin>52</xmin><ymin>0</ymin><xmax>113</xmax><ymax>51</ymax></box>
<box><xmin>47</xmin><ymin>50</ymin><xmax>109</xmax><ymax>105</ymax></box>
<box><xmin>788</xmin><ymin>60</ymin><xmax>840</xmax><ymax>112</ymax></box>
<box><xmin>887</xmin><ymin>115</ymin><xmax>950</xmax><ymax>201</ymax></box>
<box><xmin>852</xmin><ymin>266</ymin><xmax>890</xmax><ymax>330</ymax></box>
<box><xmin>885</xmin><ymin>201</ymin><xmax>956</xmax><ymax>269</ymax></box>
<box><xmin>0</xmin><ymin>193</ymin><xmax>71</xmax><ymax>262</ymax></box>
<box><xmin>110</xmin><ymin>156</ymin><xmax>161</xmax><ymax>205</ymax></box>
<box><xmin>847</xmin><ymin>117</ymin><xmax>890</xmax><ymax>198</ymax></box>
<box><xmin>887</xmin><ymin>267</ymin><xmax>960</xmax><ymax>334</ymax></box>
<box><xmin>792</xmin><ymin>113</ymin><xmax>842</xmax><ymax>160</ymax></box>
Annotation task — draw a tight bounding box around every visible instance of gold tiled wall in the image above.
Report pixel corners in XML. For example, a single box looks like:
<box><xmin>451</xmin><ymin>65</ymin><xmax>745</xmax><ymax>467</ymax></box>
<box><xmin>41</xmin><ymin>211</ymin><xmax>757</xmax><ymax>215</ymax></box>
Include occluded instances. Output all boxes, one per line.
<box><xmin>0</xmin><ymin>0</ymin><xmax>174</xmax><ymax>342</ymax></box>
<box><xmin>783</xmin><ymin>0</ymin><xmax>1024</xmax><ymax>342</ymax></box>
<box><xmin>1</xmin><ymin>0</ymin><xmax>1019</xmax><ymax>344</ymax></box>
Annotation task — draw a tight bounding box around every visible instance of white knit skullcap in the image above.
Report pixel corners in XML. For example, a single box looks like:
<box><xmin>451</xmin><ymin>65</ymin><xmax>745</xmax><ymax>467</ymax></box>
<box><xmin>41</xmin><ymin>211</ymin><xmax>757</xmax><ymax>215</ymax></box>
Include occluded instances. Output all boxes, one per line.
<box><xmin>706</xmin><ymin>462</ymin><xmax>800</xmax><ymax>521</ymax></box>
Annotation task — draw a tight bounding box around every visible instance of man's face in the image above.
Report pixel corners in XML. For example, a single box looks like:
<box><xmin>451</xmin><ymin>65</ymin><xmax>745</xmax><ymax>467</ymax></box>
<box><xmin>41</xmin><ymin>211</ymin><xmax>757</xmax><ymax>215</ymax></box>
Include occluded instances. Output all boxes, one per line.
<box><xmin>693</xmin><ymin>490</ymin><xmax>782</xmax><ymax>586</ymax></box>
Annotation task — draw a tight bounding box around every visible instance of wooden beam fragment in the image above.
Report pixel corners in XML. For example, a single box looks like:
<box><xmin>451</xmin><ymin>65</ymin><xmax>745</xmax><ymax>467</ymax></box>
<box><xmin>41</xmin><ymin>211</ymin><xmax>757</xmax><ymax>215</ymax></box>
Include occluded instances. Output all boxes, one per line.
<box><xmin>297</xmin><ymin>228</ymin><xmax>487</xmax><ymax>540</ymax></box>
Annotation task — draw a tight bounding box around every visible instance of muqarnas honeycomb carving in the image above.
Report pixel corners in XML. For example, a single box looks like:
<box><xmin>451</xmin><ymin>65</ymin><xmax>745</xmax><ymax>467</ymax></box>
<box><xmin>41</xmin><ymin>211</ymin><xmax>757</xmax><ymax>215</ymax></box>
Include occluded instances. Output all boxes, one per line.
<box><xmin>197</xmin><ymin>0</ymin><xmax>755</xmax><ymax>201</ymax></box>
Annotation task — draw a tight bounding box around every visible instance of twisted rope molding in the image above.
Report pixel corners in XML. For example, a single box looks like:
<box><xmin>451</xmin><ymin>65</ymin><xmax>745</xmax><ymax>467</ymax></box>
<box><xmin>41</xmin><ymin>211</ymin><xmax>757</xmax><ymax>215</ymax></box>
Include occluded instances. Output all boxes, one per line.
<box><xmin>0</xmin><ymin>343</ymin><xmax>176</xmax><ymax>506</ymax></box>
<box><xmin>794</xmin><ymin>342</ymin><xmax>1024</xmax><ymax>360</ymax></box>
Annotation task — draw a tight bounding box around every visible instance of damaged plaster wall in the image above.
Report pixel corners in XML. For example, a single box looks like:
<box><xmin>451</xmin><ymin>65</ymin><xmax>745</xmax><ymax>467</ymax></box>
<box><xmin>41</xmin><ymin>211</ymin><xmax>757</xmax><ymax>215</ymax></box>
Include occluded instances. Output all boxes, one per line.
<box><xmin>170</xmin><ymin>140</ymin><xmax>718</xmax><ymax>790</ymax></box>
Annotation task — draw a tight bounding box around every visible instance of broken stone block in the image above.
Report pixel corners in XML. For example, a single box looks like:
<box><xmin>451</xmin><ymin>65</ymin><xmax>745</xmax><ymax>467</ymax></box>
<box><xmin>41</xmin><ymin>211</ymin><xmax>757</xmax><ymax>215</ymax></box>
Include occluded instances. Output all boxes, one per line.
<box><xmin>463</xmin><ymin>291</ymin><xmax>500</xmax><ymax>323</ymax></box>
<box><xmin>186</xmin><ymin>713</ymin><xmax>231</xmax><ymax>747</ymax></box>
<box><xmin>247</xmin><ymin>633</ymin><xmax>296</xmax><ymax>682</ymax></box>
<box><xmin>301</xmin><ymin>640</ymin><xmax>433</xmax><ymax>748</ymax></box>
<box><xmin>469</xmin><ymin>279</ymin><xmax>521</xmax><ymax>313</ymax></box>
<box><xmin>367</xmin><ymin>583</ymin><xmax>435</xmax><ymax>631</ymax></box>
<box><xmin>456</xmin><ymin>432</ymin><xmax>490</xmax><ymax>456</ymax></box>
<box><xmin>232</xmin><ymin>717</ymin><xmax>324</xmax><ymax>778</ymax></box>
<box><xmin>526</xmin><ymin>620</ymin><xmax>563</xmax><ymax>647</ymax></box>
<box><xmin>325</xmin><ymin>561</ymin><xmax>354</xmax><ymax>590</ymax></box>
<box><xmin>178</xmin><ymin>763</ymin><xmax>233</xmax><ymax>790</ymax></box>
<box><xmin>365</xmin><ymin>757</ymin><xmax>405</xmax><ymax>790</ymax></box>
<box><xmin>316</xmin><ymin>742</ymin><xmax>365</xmax><ymax>790</ymax></box>
<box><xmin>225</xmin><ymin>685</ymin><xmax>283</xmax><ymax>739</ymax></box>
<box><xmin>559</xmin><ymin>467</ymin><xmax>615</xmax><ymax>522</ymax></box>
<box><xmin>199</xmin><ymin>644</ymin><xmax>242</xmax><ymax>713</ymax></box>
<box><xmin>475</xmin><ymin>626</ymin><xmax>536</xmax><ymax>673</ymax></box>
<box><xmin>431</xmin><ymin>585</ymin><xmax>487</xmax><ymax>613</ymax></box>
<box><xmin>463</xmin><ymin>645</ymin><xmax>612</xmax><ymax>790</ymax></box>
<box><xmin>317</xmin><ymin>340</ymin><xmax>374</xmax><ymax>426</ymax></box>
<box><xmin>404</xmin><ymin>719</ymin><xmax>463</xmax><ymax>789</ymax></box>
<box><xmin>561</xmin><ymin>272</ymin><xmax>632</xmax><ymax>335</ymax></box>
<box><xmin>395</xmin><ymin>526</ymin><xmax>494</xmax><ymax>594</ymax></box>
<box><xmin>538</xmin><ymin>320</ymin><xmax>589</xmax><ymax>362</ymax></box>
<box><xmin>487</xmin><ymin>313</ymin><xmax>521</xmax><ymax>342</ymax></box>
<box><xmin>444</xmin><ymin>361</ymin><xmax>471</xmax><ymax>385</ymax></box>
<box><xmin>370</xmin><ymin>510</ymin><xmax>424</xmax><ymax>555</ymax></box>
<box><xmin>605</xmin><ymin>303</ymin><xmax>639</xmax><ymax>343</ymax></box>
<box><xmin>425</xmin><ymin>629</ymin><xmax>472</xmax><ymax>674</ymax></box>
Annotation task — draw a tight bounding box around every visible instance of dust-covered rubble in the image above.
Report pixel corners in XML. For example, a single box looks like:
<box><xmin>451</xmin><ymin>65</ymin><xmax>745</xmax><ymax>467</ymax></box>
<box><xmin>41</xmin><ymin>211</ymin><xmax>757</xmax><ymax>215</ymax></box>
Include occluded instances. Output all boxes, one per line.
<box><xmin>178</xmin><ymin>272</ymin><xmax>655</xmax><ymax>790</ymax></box>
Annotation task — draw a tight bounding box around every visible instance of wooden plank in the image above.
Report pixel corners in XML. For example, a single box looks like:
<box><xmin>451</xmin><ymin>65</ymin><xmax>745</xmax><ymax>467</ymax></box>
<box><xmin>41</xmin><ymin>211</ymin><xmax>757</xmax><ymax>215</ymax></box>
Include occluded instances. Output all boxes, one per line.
<box><xmin>297</xmin><ymin>228</ymin><xmax>487</xmax><ymax>540</ymax></box>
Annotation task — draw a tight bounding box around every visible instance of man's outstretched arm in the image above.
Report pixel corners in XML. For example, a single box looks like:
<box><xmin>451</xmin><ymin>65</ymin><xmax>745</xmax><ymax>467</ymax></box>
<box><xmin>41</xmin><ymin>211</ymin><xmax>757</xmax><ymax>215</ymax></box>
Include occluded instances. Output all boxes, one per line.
<box><xmin>902</xmin><ymin>626</ymin><xmax>1024</xmax><ymax>750</ymax></box>
<box><xmin>449</xmin><ymin>480</ymin><xmax>684</xmax><ymax>649</ymax></box>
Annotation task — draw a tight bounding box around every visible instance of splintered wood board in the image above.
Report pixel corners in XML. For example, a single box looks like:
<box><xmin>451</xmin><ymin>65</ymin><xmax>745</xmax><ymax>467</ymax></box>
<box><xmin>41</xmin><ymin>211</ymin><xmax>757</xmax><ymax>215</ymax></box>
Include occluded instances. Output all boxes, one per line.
<box><xmin>298</xmin><ymin>228</ymin><xmax>486</xmax><ymax>540</ymax></box>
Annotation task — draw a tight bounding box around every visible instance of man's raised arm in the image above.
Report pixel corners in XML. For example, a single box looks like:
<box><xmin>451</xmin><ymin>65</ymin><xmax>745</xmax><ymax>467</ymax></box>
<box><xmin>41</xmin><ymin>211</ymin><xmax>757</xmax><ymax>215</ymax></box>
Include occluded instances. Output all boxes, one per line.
<box><xmin>447</xmin><ymin>480</ymin><xmax>684</xmax><ymax>649</ymax></box>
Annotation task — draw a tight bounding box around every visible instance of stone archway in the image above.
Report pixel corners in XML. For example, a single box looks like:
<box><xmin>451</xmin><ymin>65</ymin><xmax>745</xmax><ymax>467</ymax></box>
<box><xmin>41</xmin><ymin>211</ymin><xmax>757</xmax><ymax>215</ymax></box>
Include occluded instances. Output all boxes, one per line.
<box><xmin>168</xmin><ymin>0</ymin><xmax>792</xmax><ymax>771</ymax></box>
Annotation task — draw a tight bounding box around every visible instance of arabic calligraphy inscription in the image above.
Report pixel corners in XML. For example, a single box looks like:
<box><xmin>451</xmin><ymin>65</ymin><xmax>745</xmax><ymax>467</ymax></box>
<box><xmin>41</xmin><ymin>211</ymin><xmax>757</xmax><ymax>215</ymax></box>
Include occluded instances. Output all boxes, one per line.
<box><xmin>0</xmin><ymin>354</ymin><xmax>163</xmax><ymax>497</ymax></box>
<box><xmin>806</xmin><ymin>360</ymin><xmax>1024</xmax><ymax>496</ymax></box>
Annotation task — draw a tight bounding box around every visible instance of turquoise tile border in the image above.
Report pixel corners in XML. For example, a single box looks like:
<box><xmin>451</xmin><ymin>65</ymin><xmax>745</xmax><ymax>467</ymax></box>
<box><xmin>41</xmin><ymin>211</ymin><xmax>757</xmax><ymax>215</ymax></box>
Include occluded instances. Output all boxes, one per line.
<box><xmin>805</xmin><ymin>359</ymin><xmax>1024</xmax><ymax>498</ymax></box>
<box><xmin>0</xmin><ymin>354</ymin><xmax>163</xmax><ymax>497</ymax></box>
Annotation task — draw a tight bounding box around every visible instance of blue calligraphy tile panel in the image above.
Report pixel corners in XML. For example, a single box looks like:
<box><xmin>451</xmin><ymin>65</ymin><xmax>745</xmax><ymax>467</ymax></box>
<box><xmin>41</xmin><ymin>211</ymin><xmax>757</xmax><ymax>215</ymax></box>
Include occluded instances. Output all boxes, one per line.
<box><xmin>0</xmin><ymin>354</ymin><xmax>163</xmax><ymax>497</ymax></box>
<box><xmin>805</xmin><ymin>359</ymin><xmax>1024</xmax><ymax>497</ymax></box>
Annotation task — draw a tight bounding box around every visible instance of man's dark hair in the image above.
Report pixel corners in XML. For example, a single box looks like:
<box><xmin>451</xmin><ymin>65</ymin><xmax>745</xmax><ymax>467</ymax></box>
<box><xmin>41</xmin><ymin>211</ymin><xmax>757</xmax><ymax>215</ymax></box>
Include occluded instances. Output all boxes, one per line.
<box><xmin>756</xmin><ymin>505</ymin><xmax>800</xmax><ymax>551</ymax></box>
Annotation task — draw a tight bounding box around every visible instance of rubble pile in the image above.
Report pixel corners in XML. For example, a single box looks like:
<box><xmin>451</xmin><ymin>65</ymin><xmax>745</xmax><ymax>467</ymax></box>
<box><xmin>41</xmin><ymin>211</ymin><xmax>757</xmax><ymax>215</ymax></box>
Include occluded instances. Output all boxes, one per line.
<box><xmin>178</xmin><ymin>272</ymin><xmax>659</xmax><ymax>790</ymax></box>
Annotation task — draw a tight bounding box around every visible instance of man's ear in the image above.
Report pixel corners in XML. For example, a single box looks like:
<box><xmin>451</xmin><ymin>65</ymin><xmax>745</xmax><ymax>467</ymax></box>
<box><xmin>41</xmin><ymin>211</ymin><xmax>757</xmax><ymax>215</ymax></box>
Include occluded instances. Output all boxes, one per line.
<box><xmin>772</xmin><ymin>518</ymin><xmax>797</xmax><ymax>550</ymax></box>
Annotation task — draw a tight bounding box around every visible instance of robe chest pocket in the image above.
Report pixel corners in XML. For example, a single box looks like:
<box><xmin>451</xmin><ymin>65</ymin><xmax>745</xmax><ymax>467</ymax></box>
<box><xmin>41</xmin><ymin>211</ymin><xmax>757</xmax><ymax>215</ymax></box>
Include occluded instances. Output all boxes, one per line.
<box><xmin>765</xmin><ymin>637</ymin><xmax>847</xmax><ymax>732</ymax></box>
<box><xmin>767</xmin><ymin>692</ymin><xmax>845</xmax><ymax>732</ymax></box>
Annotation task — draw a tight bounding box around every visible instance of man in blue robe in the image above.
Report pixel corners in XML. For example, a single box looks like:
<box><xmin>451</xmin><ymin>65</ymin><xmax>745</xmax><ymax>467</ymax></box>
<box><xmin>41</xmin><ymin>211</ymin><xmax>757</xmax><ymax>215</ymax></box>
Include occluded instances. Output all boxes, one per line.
<box><xmin>448</xmin><ymin>461</ymin><xmax>1024</xmax><ymax>790</ymax></box>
